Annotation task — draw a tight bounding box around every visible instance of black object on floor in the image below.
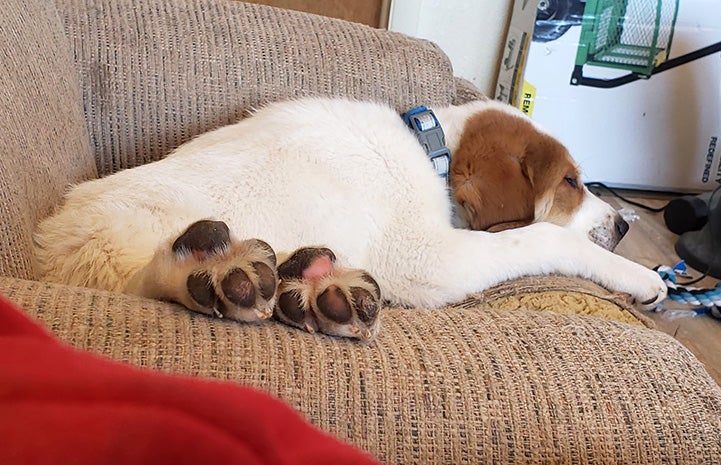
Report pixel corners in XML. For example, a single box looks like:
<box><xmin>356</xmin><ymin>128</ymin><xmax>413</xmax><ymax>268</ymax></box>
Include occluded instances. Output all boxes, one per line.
<box><xmin>664</xmin><ymin>190</ymin><xmax>716</xmax><ymax>235</ymax></box>
<box><xmin>675</xmin><ymin>187</ymin><xmax>721</xmax><ymax>279</ymax></box>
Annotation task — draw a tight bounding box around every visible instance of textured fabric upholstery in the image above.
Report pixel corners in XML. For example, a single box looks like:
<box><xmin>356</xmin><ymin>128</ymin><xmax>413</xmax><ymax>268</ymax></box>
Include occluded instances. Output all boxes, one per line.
<box><xmin>4</xmin><ymin>276</ymin><xmax>720</xmax><ymax>464</ymax></box>
<box><xmin>0</xmin><ymin>0</ymin><xmax>97</xmax><ymax>279</ymax></box>
<box><xmin>53</xmin><ymin>0</ymin><xmax>456</xmax><ymax>175</ymax></box>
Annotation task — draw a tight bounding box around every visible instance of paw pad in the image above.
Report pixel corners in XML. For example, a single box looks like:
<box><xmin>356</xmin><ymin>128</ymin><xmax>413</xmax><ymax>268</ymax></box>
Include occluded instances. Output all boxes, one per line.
<box><xmin>221</xmin><ymin>268</ymin><xmax>255</xmax><ymax>308</ymax></box>
<box><xmin>172</xmin><ymin>220</ymin><xmax>230</xmax><ymax>260</ymax></box>
<box><xmin>274</xmin><ymin>247</ymin><xmax>381</xmax><ymax>341</ymax></box>
<box><xmin>171</xmin><ymin>220</ymin><xmax>278</xmax><ymax>322</ymax></box>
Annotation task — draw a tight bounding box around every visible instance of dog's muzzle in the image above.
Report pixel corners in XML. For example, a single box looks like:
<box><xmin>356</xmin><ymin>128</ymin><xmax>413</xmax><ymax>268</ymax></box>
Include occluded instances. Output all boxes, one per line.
<box><xmin>589</xmin><ymin>216</ymin><xmax>629</xmax><ymax>251</ymax></box>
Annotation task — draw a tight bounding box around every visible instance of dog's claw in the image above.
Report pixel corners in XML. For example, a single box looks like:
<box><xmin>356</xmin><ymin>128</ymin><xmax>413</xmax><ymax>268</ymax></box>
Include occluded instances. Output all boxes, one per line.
<box><xmin>256</xmin><ymin>307</ymin><xmax>274</xmax><ymax>319</ymax></box>
<box><xmin>304</xmin><ymin>323</ymin><xmax>316</xmax><ymax>333</ymax></box>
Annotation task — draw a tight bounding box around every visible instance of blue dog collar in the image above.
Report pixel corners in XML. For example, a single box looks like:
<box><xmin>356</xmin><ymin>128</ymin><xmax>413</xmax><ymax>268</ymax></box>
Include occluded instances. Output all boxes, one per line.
<box><xmin>402</xmin><ymin>106</ymin><xmax>451</xmax><ymax>183</ymax></box>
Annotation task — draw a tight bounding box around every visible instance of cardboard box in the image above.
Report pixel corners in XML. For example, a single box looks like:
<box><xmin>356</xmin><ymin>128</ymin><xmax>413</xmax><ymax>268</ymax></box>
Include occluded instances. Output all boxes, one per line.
<box><xmin>495</xmin><ymin>0</ymin><xmax>539</xmax><ymax>108</ymax></box>
<box><xmin>498</xmin><ymin>0</ymin><xmax>721</xmax><ymax>192</ymax></box>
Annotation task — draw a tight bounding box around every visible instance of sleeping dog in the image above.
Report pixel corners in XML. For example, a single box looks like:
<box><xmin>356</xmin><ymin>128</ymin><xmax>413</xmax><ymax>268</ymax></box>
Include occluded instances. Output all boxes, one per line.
<box><xmin>35</xmin><ymin>97</ymin><xmax>666</xmax><ymax>340</ymax></box>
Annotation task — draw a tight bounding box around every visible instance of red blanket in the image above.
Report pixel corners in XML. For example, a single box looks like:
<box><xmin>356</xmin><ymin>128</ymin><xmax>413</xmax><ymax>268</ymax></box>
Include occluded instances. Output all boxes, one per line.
<box><xmin>0</xmin><ymin>295</ymin><xmax>380</xmax><ymax>465</ymax></box>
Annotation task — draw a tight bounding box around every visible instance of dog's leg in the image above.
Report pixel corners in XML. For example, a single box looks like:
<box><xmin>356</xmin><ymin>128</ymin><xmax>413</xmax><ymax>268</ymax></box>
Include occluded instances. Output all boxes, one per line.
<box><xmin>375</xmin><ymin>222</ymin><xmax>667</xmax><ymax>310</ymax></box>
<box><xmin>273</xmin><ymin>247</ymin><xmax>381</xmax><ymax>341</ymax></box>
<box><xmin>125</xmin><ymin>220</ymin><xmax>278</xmax><ymax>323</ymax></box>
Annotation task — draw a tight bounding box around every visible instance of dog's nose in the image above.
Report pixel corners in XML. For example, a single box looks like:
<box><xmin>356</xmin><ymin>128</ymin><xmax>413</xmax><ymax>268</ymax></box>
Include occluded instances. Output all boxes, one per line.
<box><xmin>615</xmin><ymin>217</ymin><xmax>630</xmax><ymax>239</ymax></box>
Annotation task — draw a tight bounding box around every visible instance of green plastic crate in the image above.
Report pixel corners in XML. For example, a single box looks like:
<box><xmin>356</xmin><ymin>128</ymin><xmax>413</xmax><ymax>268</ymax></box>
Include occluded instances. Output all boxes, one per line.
<box><xmin>573</xmin><ymin>0</ymin><xmax>680</xmax><ymax>82</ymax></box>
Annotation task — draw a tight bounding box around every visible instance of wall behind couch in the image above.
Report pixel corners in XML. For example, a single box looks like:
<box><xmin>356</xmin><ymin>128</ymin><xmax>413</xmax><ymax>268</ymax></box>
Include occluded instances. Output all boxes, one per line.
<box><xmin>388</xmin><ymin>0</ymin><xmax>513</xmax><ymax>96</ymax></box>
<box><xmin>240</xmin><ymin>0</ymin><xmax>390</xmax><ymax>28</ymax></box>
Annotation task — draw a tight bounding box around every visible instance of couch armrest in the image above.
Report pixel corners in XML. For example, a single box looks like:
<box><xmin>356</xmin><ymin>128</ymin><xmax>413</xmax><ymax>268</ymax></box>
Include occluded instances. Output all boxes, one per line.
<box><xmin>452</xmin><ymin>76</ymin><xmax>488</xmax><ymax>105</ymax></box>
<box><xmin>0</xmin><ymin>0</ymin><xmax>97</xmax><ymax>280</ymax></box>
<box><xmin>3</xmin><ymin>276</ymin><xmax>720</xmax><ymax>464</ymax></box>
<box><xmin>54</xmin><ymin>0</ymin><xmax>457</xmax><ymax>175</ymax></box>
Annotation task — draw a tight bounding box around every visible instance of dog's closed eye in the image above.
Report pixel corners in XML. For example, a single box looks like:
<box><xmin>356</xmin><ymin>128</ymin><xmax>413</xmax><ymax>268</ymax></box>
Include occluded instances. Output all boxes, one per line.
<box><xmin>565</xmin><ymin>176</ymin><xmax>579</xmax><ymax>189</ymax></box>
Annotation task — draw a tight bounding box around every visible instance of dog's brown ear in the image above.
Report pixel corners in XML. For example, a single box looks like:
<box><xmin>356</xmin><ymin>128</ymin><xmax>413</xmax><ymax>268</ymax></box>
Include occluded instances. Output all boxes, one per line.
<box><xmin>519</xmin><ymin>135</ymin><xmax>573</xmax><ymax>222</ymax></box>
<box><xmin>451</xmin><ymin>152</ymin><xmax>535</xmax><ymax>231</ymax></box>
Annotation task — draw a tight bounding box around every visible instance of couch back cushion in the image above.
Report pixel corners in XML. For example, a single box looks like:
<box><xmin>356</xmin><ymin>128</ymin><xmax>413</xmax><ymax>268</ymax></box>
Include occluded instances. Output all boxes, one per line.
<box><xmin>54</xmin><ymin>0</ymin><xmax>458</xmax><ymax>175</ymax></box>
<box><xmin>0</xmin><ymin>0</ymin><xmax>97</xmax><ymax>280</ymax></box>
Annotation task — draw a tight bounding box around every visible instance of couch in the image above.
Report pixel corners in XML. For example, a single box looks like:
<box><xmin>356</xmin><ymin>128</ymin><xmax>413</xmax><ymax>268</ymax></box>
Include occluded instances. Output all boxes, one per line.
<box><xmin>1</xmin><ymin>0</ymin><xmax>720</xmax><ymax>463</ymax></box>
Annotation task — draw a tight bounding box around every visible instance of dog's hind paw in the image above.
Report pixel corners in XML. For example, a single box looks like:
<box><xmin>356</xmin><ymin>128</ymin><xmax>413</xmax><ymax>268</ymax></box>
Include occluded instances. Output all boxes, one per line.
<box><xmin>273</xmin><ymin>247</ymin><xmax>382</xmax><ymax>342</ymax></box>
<box><xmin>167</xmin><ymin>220</ymin><xmax>278</xmax><ymax>322</ymax></box>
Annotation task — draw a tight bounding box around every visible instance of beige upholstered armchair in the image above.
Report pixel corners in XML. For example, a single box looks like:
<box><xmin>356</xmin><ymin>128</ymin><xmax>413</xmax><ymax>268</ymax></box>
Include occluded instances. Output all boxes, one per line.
<box><xmin>1</xmin><ymin>0</ymin><xmax>719</xmax><ymax>462</ymax></box>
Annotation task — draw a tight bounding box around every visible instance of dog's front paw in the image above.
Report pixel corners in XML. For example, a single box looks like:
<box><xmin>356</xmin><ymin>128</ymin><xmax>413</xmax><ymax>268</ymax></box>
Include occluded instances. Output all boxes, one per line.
<box><xmin>274</xmin><ymin>247</ymin><xmax>382</xmax><ymax>341</ymax></box>
<box><xmin>173</xmin><ymin>220</ymin><xmax>278</xmax><ymax>322</ymax></box>
<box><xmin>625</xmin><ymin>265</ymin><xmax>667</xmax><ymax>311</ymax></box>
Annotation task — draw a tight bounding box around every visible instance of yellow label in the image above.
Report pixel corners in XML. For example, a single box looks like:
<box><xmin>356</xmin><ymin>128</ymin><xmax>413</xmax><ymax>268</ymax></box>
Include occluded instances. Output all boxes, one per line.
<box><xmin>519</xmin><ymin>80</ymin><xmax>536</xmax><ymax>117</ymax></box>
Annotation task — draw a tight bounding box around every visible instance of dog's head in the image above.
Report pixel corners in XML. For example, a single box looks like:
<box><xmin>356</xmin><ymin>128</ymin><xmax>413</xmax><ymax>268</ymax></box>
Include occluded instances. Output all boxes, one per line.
<box><xmin>449</xmin><ymin>103</ymin><xmax>628</xmax><ymax>250</ymax></box>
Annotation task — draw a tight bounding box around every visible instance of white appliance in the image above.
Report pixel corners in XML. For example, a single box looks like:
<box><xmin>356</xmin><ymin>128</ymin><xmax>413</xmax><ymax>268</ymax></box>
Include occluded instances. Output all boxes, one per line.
<box><xmin>523</xmin><ymin>0</ymin><xmax>721</xmax><ymax>192</ymax></box>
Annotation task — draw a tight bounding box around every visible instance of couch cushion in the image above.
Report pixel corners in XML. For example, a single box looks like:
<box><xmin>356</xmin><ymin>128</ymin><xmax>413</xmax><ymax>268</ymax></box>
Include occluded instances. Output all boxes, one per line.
<box><xmin>53</xmin><ymin>0</ymin><xmax>457</xmax><ymax>175</ymax></box>
<box><xmin>4</xmin><ymin>277</ymin><xmax>720</xmax><ymax>464</ymax></box>
<box><xmin>0</xmin><ymin>0</ymin><xmax>97</xmax><ymax>280</ymax></box>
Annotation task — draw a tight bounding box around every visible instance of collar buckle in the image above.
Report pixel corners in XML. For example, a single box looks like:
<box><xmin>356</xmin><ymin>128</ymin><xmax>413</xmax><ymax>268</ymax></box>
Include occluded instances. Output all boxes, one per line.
<box><xmin>402</xmin><ymin>106</ymin><xmax>451</xmax><ymax>182</ymax></box>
